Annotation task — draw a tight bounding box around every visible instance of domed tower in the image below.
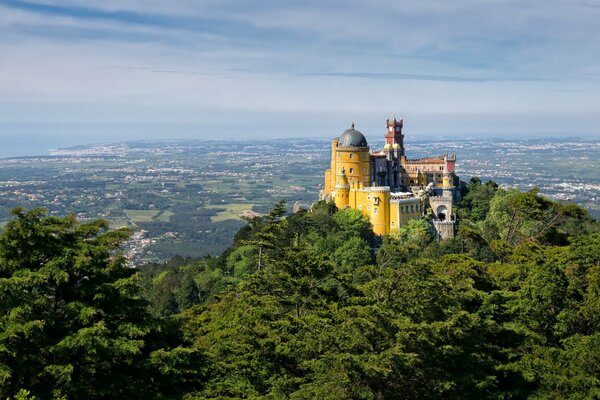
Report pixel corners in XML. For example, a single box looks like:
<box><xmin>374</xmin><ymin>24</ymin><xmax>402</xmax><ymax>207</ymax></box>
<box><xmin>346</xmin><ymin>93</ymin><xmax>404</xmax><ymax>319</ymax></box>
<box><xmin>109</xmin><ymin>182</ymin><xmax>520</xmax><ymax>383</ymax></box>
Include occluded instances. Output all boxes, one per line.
<box><xmin>335</xmin><ymin>124</ymin><xmax>371</xmax><ymax>186</ymax></box>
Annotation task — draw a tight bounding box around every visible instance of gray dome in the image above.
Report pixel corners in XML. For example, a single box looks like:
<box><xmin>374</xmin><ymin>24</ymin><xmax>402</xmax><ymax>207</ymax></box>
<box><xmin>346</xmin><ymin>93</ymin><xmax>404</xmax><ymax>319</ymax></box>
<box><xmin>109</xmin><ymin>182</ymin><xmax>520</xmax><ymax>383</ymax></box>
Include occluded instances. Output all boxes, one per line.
<box><xmin>338</xmin><ymin>126</ymin><xmax>368</xmax><ymax>147</ymax></box>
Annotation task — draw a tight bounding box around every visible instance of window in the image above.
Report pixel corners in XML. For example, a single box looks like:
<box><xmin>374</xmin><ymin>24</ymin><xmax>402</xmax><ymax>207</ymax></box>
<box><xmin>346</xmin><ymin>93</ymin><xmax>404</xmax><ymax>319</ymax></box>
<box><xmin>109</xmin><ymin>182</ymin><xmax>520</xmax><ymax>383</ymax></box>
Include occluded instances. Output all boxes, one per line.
<box><xmin>410</xmin><ymin>205</ymin><xmax>414</xmax><ymax>212</ymax></box>
<box><xmin>337</xmin><ymin>153</ymin><xmax>341</xmax><ymax>159</ymax></box>
<box><xmin>358</xmin><ymin>204</ymin><xmax>362</xmax><ymax>210</ymax></box>
<box><xmin>374</xmin><ymin>197</ymin><xmax>379</xmax><ymax>205</ymax></box>
<box><xmin>363</xmin><ymin>167</ymin><xmax>366</xmax><ymax>174</ymax></box>
<box><xmin>400</xmin><ymin>205</ymin><xmax>404</xmax><ymax>213</ymax></box>
<box><xmin>349</xmin><ymin>153</ymin><xmax>354</xmax><ymax>159</ymax></box>
<box><xmin>349</xmin><ymin>168</ymin><xmax>354</xmax><ymax>174</ymax></box>
<box><xmin>367</xmin><ymin>205</ymin><xmax>370</xmax><ymax>211</ymax></box>
<box><xmin>362</xmin><ymin>153</ymin><xmax>367</xmax><ymax>160</ymax></box>
<box><xmin>367</xmin><ymin>195</ymin><xmax>371</xmax><ymax>200</ymax></box>
<box><xmin>374</xmin><ymin>207</ymin><xmax>378</xmax><ymax>214</ymax></box>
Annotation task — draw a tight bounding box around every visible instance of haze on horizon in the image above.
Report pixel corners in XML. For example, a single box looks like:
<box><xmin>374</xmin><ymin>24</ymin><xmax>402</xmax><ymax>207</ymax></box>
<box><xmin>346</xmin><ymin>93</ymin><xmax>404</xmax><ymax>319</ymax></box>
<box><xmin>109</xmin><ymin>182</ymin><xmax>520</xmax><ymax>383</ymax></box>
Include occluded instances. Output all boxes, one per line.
<box><xmin>0</xmin><ymin>0</ymin><xmax>599</xmax><ymax>157</ymax></box>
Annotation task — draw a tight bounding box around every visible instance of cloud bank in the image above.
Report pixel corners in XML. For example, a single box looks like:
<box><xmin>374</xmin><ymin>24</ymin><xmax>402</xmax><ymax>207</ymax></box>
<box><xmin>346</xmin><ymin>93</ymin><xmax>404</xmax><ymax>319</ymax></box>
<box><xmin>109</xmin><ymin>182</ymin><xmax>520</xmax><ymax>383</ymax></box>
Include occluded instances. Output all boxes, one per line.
<box><xmin>0</xmin><ymin>0</ymin><xmax>598</xmax><ymax>141</ymax></box>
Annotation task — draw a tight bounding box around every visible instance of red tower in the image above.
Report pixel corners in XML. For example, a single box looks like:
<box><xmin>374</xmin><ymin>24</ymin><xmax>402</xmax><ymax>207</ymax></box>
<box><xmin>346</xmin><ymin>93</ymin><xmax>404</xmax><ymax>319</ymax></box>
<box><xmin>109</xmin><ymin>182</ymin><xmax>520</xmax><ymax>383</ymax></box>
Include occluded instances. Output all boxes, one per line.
<box><xmin>385</xmin><ymin>117</ymin><xmax>404</xmax><ymax>149</ymax></box>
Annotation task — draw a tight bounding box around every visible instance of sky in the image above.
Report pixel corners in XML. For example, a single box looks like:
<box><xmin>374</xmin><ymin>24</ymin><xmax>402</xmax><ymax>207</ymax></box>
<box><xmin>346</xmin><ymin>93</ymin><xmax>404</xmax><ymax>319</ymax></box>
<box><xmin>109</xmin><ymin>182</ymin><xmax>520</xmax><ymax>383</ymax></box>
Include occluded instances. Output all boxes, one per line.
<box><xmin>0</xmin><ymin>0</ymin><xmax>599</xmax><ymax>156</ymax></box>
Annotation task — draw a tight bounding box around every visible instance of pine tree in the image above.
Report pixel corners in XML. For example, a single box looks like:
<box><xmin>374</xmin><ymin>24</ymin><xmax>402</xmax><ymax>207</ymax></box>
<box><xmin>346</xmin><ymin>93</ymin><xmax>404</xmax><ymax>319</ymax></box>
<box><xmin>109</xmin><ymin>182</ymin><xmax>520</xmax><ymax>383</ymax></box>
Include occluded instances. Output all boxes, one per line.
<box><xmin>0</xmin><ymin>208</ymin><xmax>203</xmax><ymax>399</ymax></box>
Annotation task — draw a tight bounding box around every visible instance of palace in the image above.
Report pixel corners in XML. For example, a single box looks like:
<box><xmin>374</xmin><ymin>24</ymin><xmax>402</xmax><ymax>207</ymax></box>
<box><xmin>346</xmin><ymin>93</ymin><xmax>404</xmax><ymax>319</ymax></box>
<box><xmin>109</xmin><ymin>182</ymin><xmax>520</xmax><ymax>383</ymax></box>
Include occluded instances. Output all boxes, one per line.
<box><xmin>321</xmin><ymin>117</ymin><xmax>459</xmax><ymax>239</ymax></box>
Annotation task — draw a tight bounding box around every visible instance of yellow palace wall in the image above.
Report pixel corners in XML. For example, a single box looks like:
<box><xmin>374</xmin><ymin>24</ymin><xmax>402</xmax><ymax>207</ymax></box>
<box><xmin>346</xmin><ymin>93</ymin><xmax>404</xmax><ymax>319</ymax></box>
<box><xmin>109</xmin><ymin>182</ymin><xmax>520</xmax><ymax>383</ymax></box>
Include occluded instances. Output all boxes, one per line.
<box><xmin>343</xmin><ymin>185</ymin><xmax>422</xmax><ymax>236</ymax></box>
<box><xmin>334</xmin><ymin>148</ymin><xmax>370</xmax><ymax>185</ymax></box>
<box><xmin>325</xmin><ymin>142</ymin><xmax>370</xmax><ymax>201</ymax></box>
<box><xmin>325</xmin><ymin>139</ymin><xmax>424</xmax><ymax>236</ymax></box>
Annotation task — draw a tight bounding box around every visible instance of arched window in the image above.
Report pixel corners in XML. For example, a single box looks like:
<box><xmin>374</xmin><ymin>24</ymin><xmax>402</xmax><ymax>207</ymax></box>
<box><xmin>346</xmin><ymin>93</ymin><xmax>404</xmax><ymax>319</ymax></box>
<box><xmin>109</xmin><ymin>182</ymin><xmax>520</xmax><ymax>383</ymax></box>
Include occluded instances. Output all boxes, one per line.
<box><xmin>437</xmin><ymin>205</ymin><xmax>448</xmax><ymax>221</ymax></box>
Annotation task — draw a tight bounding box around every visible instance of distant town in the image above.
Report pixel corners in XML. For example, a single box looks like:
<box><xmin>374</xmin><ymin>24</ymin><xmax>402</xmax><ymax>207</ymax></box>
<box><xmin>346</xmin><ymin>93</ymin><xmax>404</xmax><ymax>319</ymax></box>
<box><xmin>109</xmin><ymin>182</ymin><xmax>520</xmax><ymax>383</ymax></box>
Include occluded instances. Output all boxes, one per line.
<box><xmin>1</xmin><ymin>137</ymin><xmax>598</xmax><ymax>262</ymax></box>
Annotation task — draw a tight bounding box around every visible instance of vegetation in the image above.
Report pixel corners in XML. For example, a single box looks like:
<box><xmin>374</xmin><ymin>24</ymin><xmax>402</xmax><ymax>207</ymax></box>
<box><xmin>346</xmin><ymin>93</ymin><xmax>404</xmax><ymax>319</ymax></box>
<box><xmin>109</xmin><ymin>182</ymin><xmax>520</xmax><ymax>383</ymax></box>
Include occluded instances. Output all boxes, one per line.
<box><xmin>0</xmin><ymin>208</ymin><xmax>203</xmax><ymax>399</ymax></box>
<box><xmin>1</xmin><ymin>180</ymin><xmax>599</xmax><ymax>399</ymax></box>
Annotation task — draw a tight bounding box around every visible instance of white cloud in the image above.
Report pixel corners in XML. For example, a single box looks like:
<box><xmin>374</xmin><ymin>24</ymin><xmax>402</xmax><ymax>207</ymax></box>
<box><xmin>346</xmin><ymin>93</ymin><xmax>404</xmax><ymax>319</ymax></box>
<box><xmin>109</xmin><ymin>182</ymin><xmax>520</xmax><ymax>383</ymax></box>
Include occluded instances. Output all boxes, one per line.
<box><xmin>0</xmin><ymin>0</ymin><xmax>598</xmax><ymax>140</ymax></box>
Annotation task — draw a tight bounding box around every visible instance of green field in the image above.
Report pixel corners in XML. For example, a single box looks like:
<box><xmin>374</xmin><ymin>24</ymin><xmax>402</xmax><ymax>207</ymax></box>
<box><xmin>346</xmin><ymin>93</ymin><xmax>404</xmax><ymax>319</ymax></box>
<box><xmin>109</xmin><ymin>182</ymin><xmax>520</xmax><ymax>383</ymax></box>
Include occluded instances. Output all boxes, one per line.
<box><xmin>206</xmin><ymin>203</ymin><xmax>256</xmax><ymax>222</ymax></box>
<box><xmin>157</xmin><ymin>210</ymin><xmax>174</xmax><ymax>222</ymax></box>
<box><xmin>125</xmin><ymin>209</ymin><xmax>160</xmax><ymax>223</ymax></box>
<box><xmin>108</xmin><ymin>218</ymin><xmax>131</xmax><ymax>229</ymax></box>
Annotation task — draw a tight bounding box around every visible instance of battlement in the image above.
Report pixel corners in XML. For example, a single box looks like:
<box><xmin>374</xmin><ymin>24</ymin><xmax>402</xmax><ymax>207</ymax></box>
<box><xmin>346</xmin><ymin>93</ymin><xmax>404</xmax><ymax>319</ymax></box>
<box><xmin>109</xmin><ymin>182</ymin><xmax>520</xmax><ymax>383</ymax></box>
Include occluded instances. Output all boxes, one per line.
<box><xmin>369</xmin><ymin>186</ymin><xmax>391</xmax><ymax>193</ymax></box>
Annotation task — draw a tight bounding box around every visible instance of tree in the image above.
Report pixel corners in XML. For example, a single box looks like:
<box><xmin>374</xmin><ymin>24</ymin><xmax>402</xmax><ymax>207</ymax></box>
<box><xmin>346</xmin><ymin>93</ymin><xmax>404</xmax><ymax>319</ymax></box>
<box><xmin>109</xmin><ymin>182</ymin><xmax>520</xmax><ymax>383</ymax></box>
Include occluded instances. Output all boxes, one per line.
<box><xmin>0</xmin><ymin>208</ymin><xmax>203</xmax><ymax>399</ymax></box>
<box><xmin>332</xmin><ymin>208</ymin><xmax>374</xmax><ymax>243</ymax></box>
<box><xmin>332</xmin><ymin>236</ymin><xmax>373</xmax><ymax>270</ymax></box>
<box><xmin>376</xmin><ymin>219</ymin><xmax>434</xmax><ymax>267</ymax></box>
<box><xmin>483</xmin><ymin>188</ymin><xmax>589</xmax><ymax>246</ymax></box>
<box><xmin>458</xmin><ymin>178</ymin><xmax>499</xmax><ymax>222</ymax></box>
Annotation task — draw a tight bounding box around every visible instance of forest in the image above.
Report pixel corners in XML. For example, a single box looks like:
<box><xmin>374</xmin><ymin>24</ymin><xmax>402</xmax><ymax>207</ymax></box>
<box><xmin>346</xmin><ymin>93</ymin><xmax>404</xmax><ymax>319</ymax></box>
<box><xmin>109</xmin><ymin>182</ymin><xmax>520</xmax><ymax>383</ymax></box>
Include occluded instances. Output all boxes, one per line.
<box><xmin>0</xmin><ymin>177</ymin><xmax>599</xmax><ymax>399</ymax></box>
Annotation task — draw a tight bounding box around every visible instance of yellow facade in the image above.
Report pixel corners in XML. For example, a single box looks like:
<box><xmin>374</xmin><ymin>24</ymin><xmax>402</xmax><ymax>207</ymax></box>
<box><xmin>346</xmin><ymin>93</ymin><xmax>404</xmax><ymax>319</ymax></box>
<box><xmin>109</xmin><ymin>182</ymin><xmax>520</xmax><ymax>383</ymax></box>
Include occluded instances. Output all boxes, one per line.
<box><xmin>334</xmin><ymin>149</ymin><xmax>370</xmax><ymax>185</ymax></box>
<box><xmin>442</xmin><ymin>172</ymin><xmax>453</xmax><ymax>188</ymax></box>
<box><xmin>368</xmin><ymin>188</ymin><xmax>390</xmax><ymax>235</ymax></box>
<box><xmin>388</xmin><ymin>198</ymin><xmax>421</xmax><ymax>233</ymax></box>
<box><xmin>322</xmin><ymin>120</ymin><xmax>456</xmax><ymax>237</ymax></box>
<box><xmin>324</xmin><ymin>133</ymin><xmax>425</xmax><ymax>236</ymax></box>
<box><xmin>325</xmin><ymin>137</ymin><xmax>371</xmax><ymax>198</ymax></box>
<box><xmin>330</xmin><ymin>180</ymin><xmax>421</xmax><ymax>236</ymax></box>
<box><xmin>334</xmin><ymin>170</ymin><xmax>350</xmax><ymax>209</ymax></box>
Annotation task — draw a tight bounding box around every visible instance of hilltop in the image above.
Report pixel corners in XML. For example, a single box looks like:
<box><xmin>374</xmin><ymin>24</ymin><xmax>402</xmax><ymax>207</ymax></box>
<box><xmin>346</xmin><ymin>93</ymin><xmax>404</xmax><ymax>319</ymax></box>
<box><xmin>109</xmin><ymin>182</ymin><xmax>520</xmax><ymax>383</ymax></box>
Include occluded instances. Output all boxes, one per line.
<box><xmin>1</xmin><ymin>180</ymin><xmax>599</xmax><ymax>399</ymax></box>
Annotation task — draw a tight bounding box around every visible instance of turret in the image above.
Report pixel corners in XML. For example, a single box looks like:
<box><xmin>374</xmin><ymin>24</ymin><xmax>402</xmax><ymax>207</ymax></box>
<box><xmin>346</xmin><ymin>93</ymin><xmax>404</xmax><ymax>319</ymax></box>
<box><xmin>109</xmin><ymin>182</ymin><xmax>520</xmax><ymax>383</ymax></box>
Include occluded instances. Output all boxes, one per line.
<box><xmin>334</xmin><ymin>168</ymin><xmax>350</xmax><ymax>209</ymax></box>
<box><xmin>369</xmin><ymin>187</ymin><xmax>390</xmax><ymax>235</ymax></box>
<box><xmin>329</xmin><ymin>137</ymin><xmax>339</xmax><ymax>196</ymax></box>
<box><xmin>385</xmin><ymin>117</ymin><xmax>404</xmax><ymax>156</ymax></box>
<box><xmin>442</xmin><ymin>154</ymin><xmax>455</xmax><ymax>189</ymax></box>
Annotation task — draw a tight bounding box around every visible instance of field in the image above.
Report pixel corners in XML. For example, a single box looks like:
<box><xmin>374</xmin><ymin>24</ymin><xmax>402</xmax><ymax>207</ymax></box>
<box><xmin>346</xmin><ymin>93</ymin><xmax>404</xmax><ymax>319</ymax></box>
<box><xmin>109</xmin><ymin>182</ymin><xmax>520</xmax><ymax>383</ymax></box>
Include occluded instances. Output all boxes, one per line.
<box><xmin>157</xmin><ymin>210</ymin><xmax>174</xmax><ymax>222</ymax></box>
<box><xmin>207</xmin><ymin>203</ymin><xmax>257</xmax><ymax>222</ymax></box>
<box><xmin>125</xmin><ymin>209</ymin><xmax>160</xmax><ymax>223</ymax></box>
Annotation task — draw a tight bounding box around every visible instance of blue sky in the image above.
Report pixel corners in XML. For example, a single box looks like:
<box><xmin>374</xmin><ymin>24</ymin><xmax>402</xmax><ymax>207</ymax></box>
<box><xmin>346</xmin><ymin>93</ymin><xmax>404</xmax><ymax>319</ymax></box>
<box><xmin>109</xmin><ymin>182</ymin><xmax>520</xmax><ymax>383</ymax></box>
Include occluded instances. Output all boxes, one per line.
<box><xmin>0</xmin><ymin>0</ymin><xmax>599</xmax><ymax>151</ymax></box>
